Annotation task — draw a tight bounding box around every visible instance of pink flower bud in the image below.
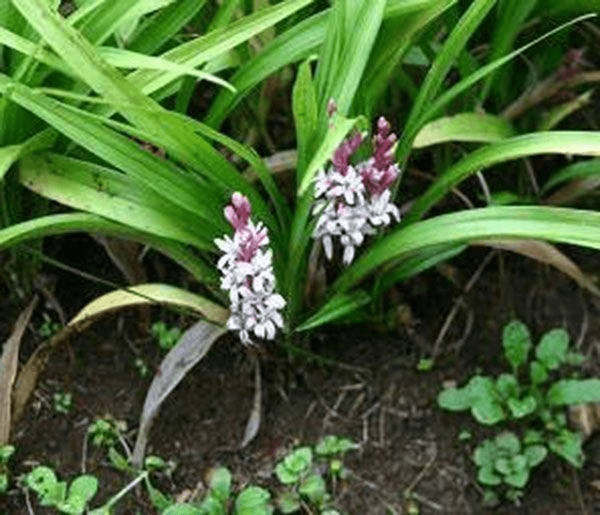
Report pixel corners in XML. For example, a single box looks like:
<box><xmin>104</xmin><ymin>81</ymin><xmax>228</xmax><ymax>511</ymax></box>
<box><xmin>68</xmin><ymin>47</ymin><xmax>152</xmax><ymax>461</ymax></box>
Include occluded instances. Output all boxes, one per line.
<box><xmin>224</xmin><ymin>192</ymin><xmax>251</xmax><ymax>230</ymax></box>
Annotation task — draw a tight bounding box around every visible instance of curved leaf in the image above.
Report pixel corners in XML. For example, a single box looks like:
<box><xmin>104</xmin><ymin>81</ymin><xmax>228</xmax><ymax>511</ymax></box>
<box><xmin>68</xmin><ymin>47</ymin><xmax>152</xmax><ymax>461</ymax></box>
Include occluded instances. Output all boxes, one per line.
<box><xmin>333</xmin><ymin>206</ymin><xmax>600</xmax><ymax>295</ymax></box>
<box><xmin>405</xmin><ymin>131</ymin><xmax>600</xmax><ymax>223</ymax></box>
<box><xmin>132</xmin><ymin>320</ymin><xmax>227</xmax><ymax>466</ymax></box>
<box><xmin>69</xmin><ymin>284</ymin><xmax>229</xmax><ymax>326</ymax></box>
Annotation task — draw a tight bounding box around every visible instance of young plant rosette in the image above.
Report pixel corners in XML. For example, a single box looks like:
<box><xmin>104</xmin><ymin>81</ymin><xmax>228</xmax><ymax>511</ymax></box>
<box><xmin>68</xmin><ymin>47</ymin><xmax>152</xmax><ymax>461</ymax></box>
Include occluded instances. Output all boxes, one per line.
<box><xmin>215</xmin><ymin>192</ymin><xmax>286</xmax><ymax>345</ymax></box>
<box><xmin>312</xmin><ymin>117</ymin><xmax>401</xmax><ymax>265</ymax></box>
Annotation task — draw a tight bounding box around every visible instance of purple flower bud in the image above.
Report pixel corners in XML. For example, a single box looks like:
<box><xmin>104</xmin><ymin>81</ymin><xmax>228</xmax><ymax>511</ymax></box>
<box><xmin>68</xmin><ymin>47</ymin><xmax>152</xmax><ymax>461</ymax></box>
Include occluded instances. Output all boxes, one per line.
<box><xmin>224</xmin><ymin>192</ymin><xmax>251</xmax><ymax>230</ymax></box>
<box><xmin>332</xmin><ymin>133</ymin><xmax>364</xmax><ymax>175</ymax></box>
<box><xmin>372</xmin><ymin>116</ymin><xmax>397</xmax><ymax>172</ymax></box>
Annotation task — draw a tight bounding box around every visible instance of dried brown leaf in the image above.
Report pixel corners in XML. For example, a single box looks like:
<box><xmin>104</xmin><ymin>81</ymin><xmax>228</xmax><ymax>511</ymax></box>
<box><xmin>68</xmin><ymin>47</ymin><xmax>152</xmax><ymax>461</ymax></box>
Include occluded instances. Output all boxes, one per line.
<box><xmin>472</xmin><ymin>239</ymin><xmax>600</xmax><ymax>296</ymax></box>
<box><xmin>0</xmin><ymin>296</ymin><xmax>37</xmax><ymax>444</ymax></box>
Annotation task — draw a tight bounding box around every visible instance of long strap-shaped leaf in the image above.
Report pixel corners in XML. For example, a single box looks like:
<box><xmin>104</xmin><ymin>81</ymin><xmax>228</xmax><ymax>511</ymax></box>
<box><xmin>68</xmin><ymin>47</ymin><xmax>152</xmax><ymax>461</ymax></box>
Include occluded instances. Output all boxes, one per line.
<box><xmin>333</xmin><ymin>206</ymin><xmax>600</xmax><ymax>294</ymax></box>
<box><xmin>9</xmin><ymin>0</ymin><xmax>278</xmax><ymax>231</ymax></box>
<box><xmin>405</xmin><ymin>131</ymin><xmax>600</xmax><ymax>223</ymax></box>
<box><xmin>0</xmin><ymin>212</ymin><xmax>217</xmax><ymax>283</ymax></box>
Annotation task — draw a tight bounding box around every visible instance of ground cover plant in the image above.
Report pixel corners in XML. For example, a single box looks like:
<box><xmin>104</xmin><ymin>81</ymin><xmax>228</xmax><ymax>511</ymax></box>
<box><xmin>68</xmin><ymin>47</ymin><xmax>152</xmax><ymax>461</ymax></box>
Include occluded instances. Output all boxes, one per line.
<box><xmin>438</xmin><ymin>320</ymin><xmax>600</xmax><ymax>504</ymax></box>
<box><xmin>2</xmin><ymin>0</ymin><xmax>600</xmax><ymax>512</ymax></box>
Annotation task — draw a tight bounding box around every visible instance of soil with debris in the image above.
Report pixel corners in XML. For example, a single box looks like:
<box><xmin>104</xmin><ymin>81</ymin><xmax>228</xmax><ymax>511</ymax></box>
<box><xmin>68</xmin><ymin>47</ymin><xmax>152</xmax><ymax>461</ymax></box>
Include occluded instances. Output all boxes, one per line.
<box><xmin>1</xmin><ymin>237</ymin><xmax>600</xmax><ymax>515</ymax></box>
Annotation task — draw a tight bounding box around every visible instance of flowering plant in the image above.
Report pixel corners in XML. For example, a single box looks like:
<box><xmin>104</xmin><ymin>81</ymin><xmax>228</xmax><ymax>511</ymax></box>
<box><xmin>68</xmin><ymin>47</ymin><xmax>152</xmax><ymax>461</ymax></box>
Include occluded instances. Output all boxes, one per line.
<box><xmin>312</xmin><ymin>117</ymin><xmax>401</xmax><ymax>265</ymax></box>
<box><xmin>215</xmin><ymin>193</ymin><xmax>285</xmax><ymax>345</ymax></box>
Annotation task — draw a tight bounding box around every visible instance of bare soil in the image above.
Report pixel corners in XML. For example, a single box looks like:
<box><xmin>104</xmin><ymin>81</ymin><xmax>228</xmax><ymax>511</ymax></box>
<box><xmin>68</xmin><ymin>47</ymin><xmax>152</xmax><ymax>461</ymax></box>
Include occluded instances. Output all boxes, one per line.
<box><xmin>1</xmin><ymin>238</ymin><xmax>600</xmax><ymax>514</ymax></box>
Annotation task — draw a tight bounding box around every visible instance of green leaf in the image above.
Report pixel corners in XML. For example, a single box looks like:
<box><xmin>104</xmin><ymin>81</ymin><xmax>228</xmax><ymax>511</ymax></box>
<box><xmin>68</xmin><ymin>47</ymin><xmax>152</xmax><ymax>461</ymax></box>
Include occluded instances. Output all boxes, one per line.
<box><xmin>504</xmin><ymin>466</ymin><xmax>529</xmax><ymax>489</ymax></box>
<box><xmin>546</xmin><ymin>378</ymin><xmax>600</xmax><ymax>406</ymax></box>
<box><xmin>276</xmin><ymin>491</ymin><xmax>300</xmax><ymax>514</ymax></box>
<box><xmin>530</xmin><ymin>361</ymin><xmax>549</xmax><ymax>385</ymax></box>
<box><xmin>495</xmin><ymin>432</ymin><xmax>521</xmax><ymax>455</ymax></box>
<box><xmin>495</xmin><ymin>374</ymin><xmax>519</xmax><ymax>402</ymax></box>
<box><xmin>333</xmin><ymin>206</ymin><xmax>600</xmax><ymax>296</ymax></box>
<box><xmin>536</xmin><ymin>328</ymin><xmax>569</xmax><ymax>370</ymax></box>
<box><xmin>437</xmin><ymin>386</ymin><xmax>472</xmax><ymax>412</ymax></box>
<box><xmin>315</xmin><ymin>435</ymin><xmax>357</xmax><ymax>457</ymax></box>
<box><xmin>299</xmin><ymin>473</ymin><xmax>326</xmax><ymax>504</ymax></box>
<box><xmin>502</xmin><ymin>320</ymin><xmax>531</xmax><ymax>371</ymax></box>
<box><xmin>162</xmin><ymin>505</ymin><xmax>202</xmax><ymax>515</ymax></box>
<box><xmin>108</xmin><ymin>448</ymin><xmax>130</xmax><ymax>472</ymax></box>
<box><xmin>412</xmin><ymin>112</ymin><xmax>514</xmax><ymax>148</ymax></box>
<box><xmin>399</xmin><ymin>0</ymin><xmax>497</xmax><ymax>158</ymax></box>
<box><xmin>298</xmin><ymin>113</ymin><xmax>363</xmax><ymax>194</ymax></box>
<box><xmin>507</xmin><ymin>396</ymin><xmax>537</xmax><ymax>419</ymax></box>
<box><xmin>524</xmin><ymin>445</ymin><xmax>548</xmax><ymax>468</ymax></box>
<box><xmin>234</xmin><ymin>486</ymin><xmax>272</xmax><ymax>515</ymax></box>
<box><xmin>275</xmin><ymin>447</ymin><xmax>312</xmax><ymax>484</ymax></box>
<box><xmin>293</xmin><ymin>59</ymin><xmax>318</xmax><ymax>181</ymax></box>
<box><xmin>295</xmin><ymin>291</ymin><xmax>371</xmax><ymax>332</ymax></box>
<box><xmin>63</xmin><ymin>475</ymin><xmax>98</xmax><ymax>514</ymax></box>
<box><xmin>207</xmin><ymin>467</ymin><xmax>231</xmax><ymax>504</ymax></box>
<box><xmin>477</xmin><ymin>466</ymin><xmax>502</xmax><ymax>486</ymax></box>
<box><xmin>405</xmin><ymin>132</ymin><xmax>600</xmax><ymax>224</ymax></box>
<box><xmin>549</xmin><ymin>430</ymin><xmax>584</xmax><ymax>468</ymax></box>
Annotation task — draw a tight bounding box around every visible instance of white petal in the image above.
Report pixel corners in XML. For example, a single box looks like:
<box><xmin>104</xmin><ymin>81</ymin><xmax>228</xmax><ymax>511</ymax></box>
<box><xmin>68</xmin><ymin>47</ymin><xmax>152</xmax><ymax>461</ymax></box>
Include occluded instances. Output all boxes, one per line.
<box><xmin>342</xmin><ymin>244</ymin><xmax>355</xmax><ymax>265</ymax></box>
<box><xmin>323</xmin><ymin>235</ymin><xmax>333</xmax><ymax>260</ymax></box>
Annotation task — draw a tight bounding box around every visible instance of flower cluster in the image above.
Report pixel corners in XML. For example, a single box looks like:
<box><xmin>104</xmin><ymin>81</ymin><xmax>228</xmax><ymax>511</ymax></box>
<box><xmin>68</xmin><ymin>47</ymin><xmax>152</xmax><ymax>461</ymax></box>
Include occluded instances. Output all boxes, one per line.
<box><xmin>215</xmin><ymin>193</ymin><xmax>285</xmax><ymax>345</ymax></box>
<box><xmin>312</xmin><ymin>117</ymin><xmax>401</xmax><ymax>265</ymax></box>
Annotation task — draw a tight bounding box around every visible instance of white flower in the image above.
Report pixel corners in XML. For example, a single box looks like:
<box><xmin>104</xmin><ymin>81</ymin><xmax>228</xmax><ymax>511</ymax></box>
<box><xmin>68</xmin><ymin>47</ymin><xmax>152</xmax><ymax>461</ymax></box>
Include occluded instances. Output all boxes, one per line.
<box><xmin>215</xmin><ymin>193</ymin><xmax>286</xmax><ymax>345</ymax></box>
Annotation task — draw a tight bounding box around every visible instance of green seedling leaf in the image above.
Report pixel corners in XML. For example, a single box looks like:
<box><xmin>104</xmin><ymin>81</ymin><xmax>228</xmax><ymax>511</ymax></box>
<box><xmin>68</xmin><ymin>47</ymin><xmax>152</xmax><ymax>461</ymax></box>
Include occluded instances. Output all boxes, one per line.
<box><xmin>547</xmin><ymin>379</ymin><xmax>600</xmax><ymax>406</ymax></box>
<box><xmin>536</xmin><ymin>328</ymin><xmax>569</xmax><ymax>370</ymax></box>
<box><xmin>468</xmin><ymin>376</ymin><xmax>505</xmax><ymax>425</ymax></box>
<box><xmin>145</xmin><ymin>479</ymin><xmax>171</xmax><ymax>511</ymax></box>
<box><xmin>144</xmin><ymin>455</ymin><xmax>167</xmax><ymax>471</ymax></box>
<box><xmin>503</xmin><ymin>320</ymin><xmax>531</xmax><ymax>371</ymax></box>
<box><xmin>234</xmin><ymin>486</ymin><xmax>272</xmax><ymax>515</ymax></box>
<box><xmin>0</xmin><ymin>474</ymin><xmax>8</xmax><ymax>493</ymax></box>
<box><xmin>299</xmin><ymin>473</ymin><xmax>326</xmax><ymax>504</ymax></box>
<box><xmin>276</xmin><ymin>490</ymin><xmax>300</xmax><ymax>514</ymax></box>
<box><xmin>198</xmin><ymin>494</ymin><xmax>225</xmax><ymax>515</ymax></box>
<box><xmin>495</xmin><ymin>374</ymin><xmax>518</xmax><ymax>402</ymax></box>
<box><xmin>549</xmin><ymin>430</ymin><xmax>584</xmax><ymax>468</ymax></box>
<box><xmin>524</xmin><ymin>445</ymin><xmax>548</xmax><ymax>468</ymax></box>
<box><xmin>108</xmin><ymin>447</ymin><xmax>130</xmax><ymax>472</ymax></box>
<box><xmin>473</xmin><ymin>438</ymin><xmax>498</xmax><ymax>467</ymax></box>
<box><xmin>275</xmin><ymin>447</ymin><xmax>312</xmax><ymax>484</ymax></box>
<box><xmin>523</xmin><ymin>430</ymin><xmax>544</xmax><ymax>445</ymax></box>
<box><xmin>504</xmin><ymin>466</ymin><xmax>529</xmax><ymax>489</ymax></box>
<box><xmin>530</xmin><ymin>361</ymin><xmax>549</xmax><ymax>385</ymax></box>
<box><xmin>162</xmin><ymin>504</ymin><xmax>202</xmax><ymax>515</ymax></box>
<box><xmin>315</xmin><ymin>435</ymin><xmax>357</xmax><ymax>456</ymax></box>
<box><xmin>437</xmin><ymin>385</ymin><xmax>472</xmax><ymax>411</ymax></box>
<box><xmin>477</xmin><ymin>464</ymin><xmax>502</xmax><ymax>486</ymax></box>
<box><xmin>0</xmin><ymin>445</ymin><xmax>15</xmax><ymax>462</ymax></box>
<box><xmin>59</xmin><ymin>475</ymin><xmax>98</xmax><ymax>514</ymax></box>
<box><xmin>507</xmin><ymin>395</ymin><xmax>537</xmax><ymax>419</ymax></box>
<box><xmin>495</xmin><ymin>432</ymin><xmax>521</xmax><ymax>455</ymax></box>
<box><xmin>565</xmin><ymin>352</ymin><xmax>586</xmax><ymax>366</ymax></box>
<box><xmin>207</xmin><ymin>467</ymin><xmax>231</xmax><ymax>504</ymax></box>
<box><xmin>25</xmin><ymin>466</ymin><xmax>61</xmax><ymax>505</ymax></box>
<box><xmin>494</xmin><ymin>457</ymin><xmax>511</xmax><ymax>475</ymax></box>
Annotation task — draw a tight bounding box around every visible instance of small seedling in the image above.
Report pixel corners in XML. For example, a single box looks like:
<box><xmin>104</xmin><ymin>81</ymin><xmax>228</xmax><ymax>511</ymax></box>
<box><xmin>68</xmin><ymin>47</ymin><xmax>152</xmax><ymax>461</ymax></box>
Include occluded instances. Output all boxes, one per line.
<box><xmin>150</xmin><ymin>321</ymin><xmax>182</xmax><ymax>352</ymax></box>
<box><xmin>134</xmin><ymin>357</ymin><xmax>151</xmax><ymax>378</ymax></box>
<box><xmin>38</xmin><ymin>313</ymin><xmax>62</xmax><ymax>338</ymax></box>
<box><xmin>161</xmin><ymin>467</ymin><xmax>273</xmax><ymax>515</ymax></box>
<box><xmin>437</xmin><ymin>320</ymin><xmax>600</xmax><ymax>503</ymax></box>
<box><xmin>53</xmin><ymin>391</ymin><xmax>73</xmax><ymax>414</ymax></box>
<box><xmin>24</xmin><ymin>466</ymin><xmax>98</xmax><ymax>515</ymax></box>
<box><xmin>0</xmin><ymin>445</ymin><xmax>15</xmax><ymax>493</ymax></box>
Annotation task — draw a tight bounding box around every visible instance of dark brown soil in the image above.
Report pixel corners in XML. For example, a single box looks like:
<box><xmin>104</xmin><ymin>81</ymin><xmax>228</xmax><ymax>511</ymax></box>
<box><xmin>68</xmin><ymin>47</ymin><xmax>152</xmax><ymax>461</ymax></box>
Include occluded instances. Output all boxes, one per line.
<box><xmin>1</xmin><ymin>242</ymin><xmax>600</xmax><ymax>514</ymax></box>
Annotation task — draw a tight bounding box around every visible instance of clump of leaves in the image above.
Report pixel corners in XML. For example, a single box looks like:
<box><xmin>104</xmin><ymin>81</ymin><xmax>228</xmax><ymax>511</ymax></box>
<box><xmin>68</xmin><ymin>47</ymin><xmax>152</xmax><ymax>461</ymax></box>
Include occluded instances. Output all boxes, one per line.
<box><xmin>0</xmin><ymin>445</ymin><xmax>15</xmax><ymax>493</ymax></box>
<box><xmin>38</xmin><ymin>313</ymin><xmax>62</xmax><ymax>338</ymax></box>
<box><xmin>52</xmin><ymin>391</ymin><xmax>73</xmax><ymax>414</ymax></box>
<box><xmin>437</xmin><ymin>320</ymin><xmax>600</xmax><ymax>503</ymax></box>
<box><xmin>151</xmin><ymin>321</ymin><xmax>183</xmax><ymax>352</ymax></box>
<box><xmin>24</xmin><ymin>466</ymin><xmax>98</xmax><ymax>515</ymax></box>
<box><xmin>274</xmin><ymin>436</ymin><xmax>356</xmax><ymax>514</ymax></box>
<box><xmin>161</xmin><ymin>435</ymin><xmax>355</xmax><ymax>515</ymax></box>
